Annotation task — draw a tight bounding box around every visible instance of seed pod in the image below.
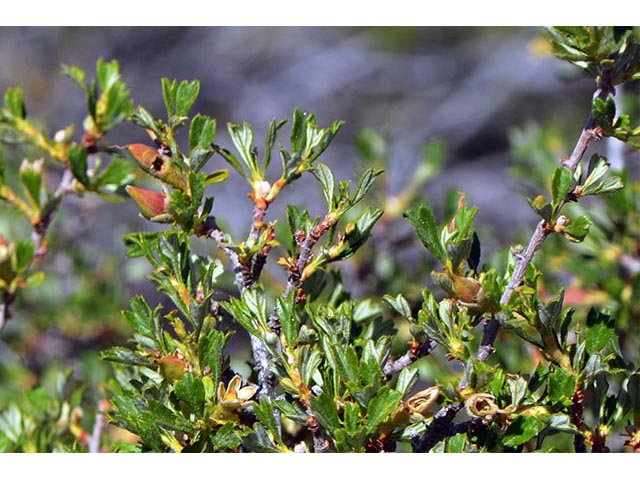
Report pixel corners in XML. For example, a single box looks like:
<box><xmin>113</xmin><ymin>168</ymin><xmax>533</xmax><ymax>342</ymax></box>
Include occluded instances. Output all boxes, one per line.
<box><xmin>128</xmin><ymin>144</ymin><xmax>186</xmax><ymax>190</ymax></box>
<box><xmin>125</xmin><ymin>185</ymin><xmax>172</xmax><ymax>223</ymax></box>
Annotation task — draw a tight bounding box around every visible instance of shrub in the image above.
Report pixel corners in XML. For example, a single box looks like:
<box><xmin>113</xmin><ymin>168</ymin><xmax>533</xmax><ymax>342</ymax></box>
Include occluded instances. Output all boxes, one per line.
<box><xmin>0</xmin><ymin>27</ymin><xmax>639</xmax><ymax>453</ymax></box>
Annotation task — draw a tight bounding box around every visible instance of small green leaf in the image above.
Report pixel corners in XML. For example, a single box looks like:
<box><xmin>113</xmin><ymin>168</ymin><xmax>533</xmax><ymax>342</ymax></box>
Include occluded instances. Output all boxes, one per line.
<box><xmin>585</xmin><ymin>308</ymin><xmax>615</xmax><ymax>354</ymax></box>
<box><xmin>503</xmin><ymin>415</ymin><xmax>545</xmax><ymax>447</ymax></box>
<box><xmin>313</xmin><ymin>163</ymin><xmax>335</xmax><ymax>208</ymax></box>
<box><xmin>198</xmin><ymin>330</ymin><xmax>228</xmax><ymax>387</ymax></box>
<box><xmin>559</xmin><ymin>214</ymin><xmax>591</xmax><ymax>243</ymax></box>
<box><xmin>189</xmin><ymin>114</ymin><xmax>216</xmax><ymax>151</ymax></box>
<box><xmin>24</xmin><ymin>271</ymin><xmax>45</xmax><ymax>288</ymax></box>
<box><xmin>357</xmin><ymin>129</ymin><xmax>387</xmax><ymax>165</ymax></box>
<box><xmin>96</xmin><ymin>158</ymin><xmax>134</xmax><ymax>191</ymax></box>
<box><xmin>382</xmin><ymin>293</ymin><xmax>412</xmax><ymax>320</ymax></box>
<box><xmin>175</xmin><ymin>80</ymin><xmax>200</xmax><ymax>117</ymax></box>
<box><xmin>592</xmin><ymin>96</ymin><xmax>616</xmax><ymax>131</ymax></box>
<box><xmin>527</xmin><ymin>195</ymin><xmax>553</xmax><ymax>222</ymax></box>
<box><xmin>404</xmin><ymin>205</ymin><xmax>447</xmax><ymax>264</ymax></box>
<box><xmin>68</xmin><ymin>146</ymin><xmax>90</xmax><ymax>187</ymax></box>
<box><xmin>123</xmin><ymin>296</ymin><xmax>161</xmax><ymax>346</ymax></box>
<box><xmin>254</xmin><ymin>397</ymin><xmax>281</xmax><ymax>444</ymax></box>
<box><xmin>551</xmin><ymin>166</ymin><xmax>573</xmax><ymax>210</ymax></box>
<box><xmin>161</xmin><ymin>78</ymin><xmax>178</xmax><ymax>117</ymax></box>
<box><xmin>3</xmin><ymin>85</ymin><xmax>25</xmax><ymax>119</ymax></box>
<box><xmin>228</xmin><ymin>122</ymin><xmax>258</xmax><ymax>177</ymax></box>
<box><xmin>174</xmin><ymin>373</ymin><xmax>205</xmax><ymax>416</ymax></box>
<box><xmin>310</xmin><ymin>392</ymin><xmax>341</xmax><ymax>433</ymax></box>
<box><xmin>60</xmin><ymin>64</ymin><xmax>87</xmax><ymax>90</ymax></box>
<box><xmin>263</xmin><ymin>117</ymin><xmax>287</xmax><ymax>171</ymax></box>
<box><xmin>351</xmin><ymin>168</ymin><xmax>383</xmax><ymax>207</ymax></box>
<box><xmin>548</xmin><ymin>368</ymin><xmax>576</xmax><ymax>405</ymax></box>
<box><xmin>205</xmin><ymin>169</ymin><xmax>229</xmax><ymax>185</ymax></box>
<box><xmin>19</xmin><ymin>159</ymin><xmax>43</xmax><ymax>211</ymax></box>
<box><xmin>211</xmin><ymin>423</ymin><xmax>243</xmax><ymax>451</ymax></box>
<box><xmin>366</xmin><ymin>387</ymin><xmax>402</xmax><ymax>433</ymax></box>
<box><xmin>14</xmin><ymin>240</ymin><xmax>34</xmax><ymax>273</ymax></box>
<box><xmin>131</xmin><ymin>106</ymin><xmax>160</xmax><ymax>135</ymax></box>
<box><xmin>394</xmin><ymin>368</ymin><xmax>418</xmax><ymax>397</ymax></box>
<box><xmin>100</xmin><ymin>346</ymin><xmax>151</xmax><ymax>366</ymax></box>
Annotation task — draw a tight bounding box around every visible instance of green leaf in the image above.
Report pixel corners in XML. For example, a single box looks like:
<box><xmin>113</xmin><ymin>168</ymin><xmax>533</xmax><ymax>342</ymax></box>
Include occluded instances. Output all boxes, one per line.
<box><xmin>527</xmin><ymin>195</ymin><xmax>553</xmax><ymax>222</ymax></box>
<box><xmin>100</xmin><ymin>346</ymin><xmax>151</xmax><ymax>366</ymax></box>
<box><xmin>254</xmin><ymin>397</ymin><xmax>281</xmax><ymax>443</ymax></box>
<box><xmin>503</xmin><ymin>415</ymin><xmax>545</xmax><ymax>447</ymax></box>
<box><xmin>131</xmin><ymin>106</ymin><xmax>159</xmax><ymax>135</ymax></box>
<box><xmin>123</xmin><ymin>296</ymin><xmax>161</xmax><ymax>347</ymax></box>
<box><xmin>161</xmin><ymin>78</ymin><xmax>178</xmax><ymax>117</ymax></box>
<box><xmin>551</xmin><ymin>166</ymin><xmax>573</xmax><ymax>211</ymax></box>
<box><xmin>404</xmin><ymin>205</ymin><xmax>447</xmax><ymax>264</ymax></box>
<box><xmin>189</xmin><ymin>114</ymin><xmax>216</xmax><ymax>151</ymax></box>
<box><xmin>351</xmin><ymin>168</ymin><xmax>383</xmax><ymax>207</ymax></box>
<box><xmin>309</xmin><ymin>392</ymin><xmax>341</xmax><ymax>433</ymax></box>
<box><xmin>366</xmin><ymin>387</ymin><xmax>402</xmax><ymax>433</ymax></box>
<box><xmin>559</xmin><ymin>214</ymin><xmax>591</xmax><ymax>243</ymax></box>
<box><xmin>174</xmin><ymin>373</ymin><xmax>205</xmax><ymax>416</ymax></box>
<box><xmin>211</xmin><ymin>423</ymin><xmax>243</xmax><ymax>451</ymax></box>
<box><xmin>14</xmin><ymin>240</ymin><xmax>34</xmax><ymax>273</ymax></box>
<box><xmin>227</xmin><ymin>122</ymin><xmax>258</xmax><ymax>178</ymax></box>
<box><xmin>548</xmin><ymin>368</ymin><xmax>576</xmax><ymax>405</ymax></box>
<box><xmin>263</xmin><ymin>118</ymin><xmax>287</xmax><ymax>171</ymax></box>
<box><xmin>213</xmin><ymin>144</ymin><xmax>247</xmax><ymax>180</ymax></box>
<box><xmin>592</xmin><ymin>96</ymin><xmax>616</xmax><ymax>131</ymax></box>
<box><xmin>313</xmin><ymin>163</ymin><xmax>335</xmax><ymax>208</ymax></box>
<box><xmin>357</xmin><ymin>129</ymin><xmax>387</xmax><ymax>165</ymax></box>
<box><xmin>394</xmin><ymin>368</ymin><xmax>418</xmax><ymax>397</ymax></box>
<box><xmin>382</xmin><ymin>293</ymin><xmax>412</xmax><ymax>320</ymax></box>
<box><xmin>96</xmin><ymin>158</ymin><xmax>134</xmax><ymax>191</ymax></box>
<box><xmin>198</xmin><ymin>330</ymin><xmax>228</xmax><ymax>387</ymax></box>
<box><xmin>60</xmin><ymin>64</ymin><xmax>87</xmax><ymax>90</ymax></box>
<box><xmin>96</xmin><ymin>58</ymin><xmax>120</xmax><ymax>91</ymax></box>
<box><xmin>175</xmin><ymin>80</ymin><xmax>200</xmax><ymax>117</ymax></box>
<box><xmin>585</xmin><ymin>308</ymin><xmax>615</xmax><ymax>354</ymax></box>
<box><xmin>19</xmin><ymin>159</ymin><xmax>43</xmax><ymax>211</ymax></box>
<box><xmin>3</xmin><ymin>85</ymin><xmax>25</xmax><ymax>119</ymax></box>
<box><xmin>68</xmin><ymin>146</ymin><xmax>90</xmax><ymax>187</ymax></box>
<box><xmin>24</xmin><ymin>271</ymin><xmax>45</xmax><ymax>288</ymax></box>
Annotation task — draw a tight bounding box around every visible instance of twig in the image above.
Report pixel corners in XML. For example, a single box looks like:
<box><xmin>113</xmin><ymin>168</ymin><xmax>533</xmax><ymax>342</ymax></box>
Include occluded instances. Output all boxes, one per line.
<box><xmin>411</xmin><ymin>402</ymin><xmax>489</xmax><ymax>452</ymax></box>
<box><xmin>571</xmin><ymin>386</ymin><xmax>587</xmax><ymax>453</ymax></box>
<box><xmin>473</xmin><ymin>85</ymin><xmax>610</xmax><ymax>364</ymax></box>
<box><xmin>499</xmin><ymin>221</ymin><xmax>552</xmax><ymax>307</ymax></box>
<box><xmin>383</xmin><ymin>338</ymin><xmax>437</xmax><ymax>377</ymax></box>
<box><xmin>88</xmin><ymin>411</ymin><xmax>106</xmax><ymax>453</ymax></box>
<box><xmin>0</xmin><ymin>169</ymin><xmax>75</xmax><ymax>333</ymax></box>
<box><xmin>202</xmin><ymin>215</ymin><xmax>280</xmax><ymax>431</ymax></box>
<box><xmin>285</xmin><ymin>213</ymin><xmax>337</xmax><ymax>299</ymax></box>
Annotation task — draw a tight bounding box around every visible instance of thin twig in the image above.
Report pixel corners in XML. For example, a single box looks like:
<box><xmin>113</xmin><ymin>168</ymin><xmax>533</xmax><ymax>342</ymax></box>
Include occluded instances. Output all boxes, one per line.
<box><xmin>383</xmin><ymin>338</ymin><xmax>437</xmax><ymax>377</ymax></box>
<box><xmin>571</xmin><ymin>386</ymin><xmax>587</xmax><ymax>453</ymax></box>
<box><xmin>473</xmin><ymin>85</ymin><xmax>609</xmax><ymax>365</ymax></box>
<box><xmin>0</xmin><ymin>169</ymin><xmax>74</xmax><ymax>333</ymax></box>
<box><xmin>88</xmin><ymin>411</ymin><xmax>106</xmax><ymax>453</ymax></box>
<box><xmin>203</xmin><ymin>215</ymin><xmax>280</xmax><ymax>433</ymax></box>
<box><xmin>411</xmin><ymin>402</ymin><xmax>489</xmax><ymax>452</ymax></box>
<box><xmin>285</xmin><ymin>213</ymin><xmax>337</xmax><ymax>299</ymax></box>
<box><xmin>499</xmin><ymin>221</ymin><xmax>552</xmax><ymax>307</ymax></box>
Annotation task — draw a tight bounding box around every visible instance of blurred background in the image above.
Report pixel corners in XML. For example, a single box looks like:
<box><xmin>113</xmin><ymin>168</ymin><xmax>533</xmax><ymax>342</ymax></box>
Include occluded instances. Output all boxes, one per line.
<box><xmin>0</xmin><ymin>27</ymin><xmax>638</xmax><ymax>445</ymax></box>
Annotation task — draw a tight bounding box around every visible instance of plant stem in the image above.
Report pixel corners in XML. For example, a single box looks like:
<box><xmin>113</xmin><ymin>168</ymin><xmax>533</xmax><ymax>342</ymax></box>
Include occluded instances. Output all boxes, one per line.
<box><xmin>0</xmin><ymin>169</ymin><xmax>74</xmax><ymax>333</ymax></box>
<box><xmin>474</xmin><ymin>86</ymin><xmax>609</xmax><ymax>364</ymax></box>
<box><xmin>285</xmin><ymin>213</ymin><xmax>336</xmax><ymax>299</ymax></box>
<box><xmin>88</xmin><ymin>411</ymin><xmax>106</xmax><ymax>453</ymax></box>
<box><xmin>383</xmin><ymin>338</ymin><xmax>437</xmax><ymax>377</ymax></box>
